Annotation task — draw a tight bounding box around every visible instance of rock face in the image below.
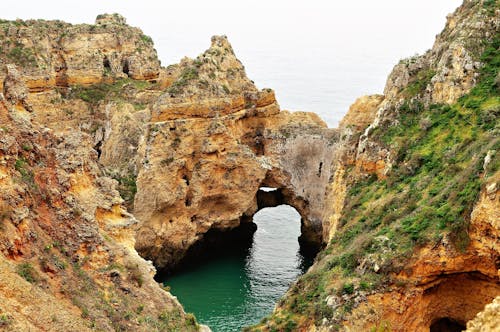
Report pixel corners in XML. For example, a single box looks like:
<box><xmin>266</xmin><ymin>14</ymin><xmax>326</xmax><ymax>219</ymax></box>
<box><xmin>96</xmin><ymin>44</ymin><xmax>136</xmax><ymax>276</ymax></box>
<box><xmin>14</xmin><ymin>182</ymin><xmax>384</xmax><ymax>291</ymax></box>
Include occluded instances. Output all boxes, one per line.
<box><xmin>0</xmin><ymin>14</ymin><xmax>160</xmax><ymax>91</ymax></box>
<box><xmin>133</xmin><ymin>36</ymin><xmax>339</xmax><ymax>269</ymax></box>
<box><xmin>338</xmin><ymin>177</ymin><xmax>500</xmax><ymax>331</ymax></box>
<box><xmin>248</xmin><ymin>1</ymin><xmax>500</xmax><ymax>331</ymax></box>
<box><xmin>356</xmin><ymin>0</ymin><xmax>499</xmax><ymax>179</ymax></box>
<box><xmin>466</xmin><ymin>296</ymin><xmax>500</xmax><ymax>332</ymax></box>
<box><xmin>0</xmin><ymin>2</ymin><xmax>497</xmax><ymax>331</ymax></box>
<box><xmin>0</xmin><ymin>32</ymin><xmax>199</xmax><ymax>331</ymax></box>
<box><xmin>0</xmin><ymin>14</ymin><xmax>347</xmax><ymax>329</ymax></box>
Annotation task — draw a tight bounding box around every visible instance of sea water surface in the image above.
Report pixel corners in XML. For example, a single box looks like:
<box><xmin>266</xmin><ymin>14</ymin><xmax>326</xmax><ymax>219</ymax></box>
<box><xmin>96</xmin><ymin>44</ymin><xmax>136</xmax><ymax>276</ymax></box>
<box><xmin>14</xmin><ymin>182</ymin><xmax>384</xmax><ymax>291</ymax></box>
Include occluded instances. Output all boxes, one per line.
<box><xmin>163</xmin><ymin>205</ymin><xmax>313</xmax><ymax>331</ymax></box>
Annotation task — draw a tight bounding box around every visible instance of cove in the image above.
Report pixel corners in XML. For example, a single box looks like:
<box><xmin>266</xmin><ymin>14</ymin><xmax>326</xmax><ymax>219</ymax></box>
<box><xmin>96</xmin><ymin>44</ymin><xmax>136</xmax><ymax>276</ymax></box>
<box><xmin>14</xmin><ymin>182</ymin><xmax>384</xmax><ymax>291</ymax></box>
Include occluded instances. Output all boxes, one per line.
<box><xmin>159</xmin><ymin>205</ymin><xmax>315</xmax><ymax>332</ymax></box>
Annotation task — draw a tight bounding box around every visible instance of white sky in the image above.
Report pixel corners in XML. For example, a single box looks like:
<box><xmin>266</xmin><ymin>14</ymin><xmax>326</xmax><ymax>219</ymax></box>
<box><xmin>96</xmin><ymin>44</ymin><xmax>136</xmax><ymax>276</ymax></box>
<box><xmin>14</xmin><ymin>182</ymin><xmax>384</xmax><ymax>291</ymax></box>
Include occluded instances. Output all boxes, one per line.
<box><xmin>1</xmin><ymin>0</ymin><xmax>463</xmax><ymax>125</ymax></box>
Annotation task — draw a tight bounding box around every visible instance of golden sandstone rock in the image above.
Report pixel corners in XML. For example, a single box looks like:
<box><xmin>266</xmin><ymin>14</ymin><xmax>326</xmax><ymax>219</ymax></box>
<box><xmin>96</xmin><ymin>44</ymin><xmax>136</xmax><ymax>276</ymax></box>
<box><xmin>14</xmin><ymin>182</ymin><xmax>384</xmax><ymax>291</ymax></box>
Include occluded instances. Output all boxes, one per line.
<box><xmin>0</xmin><ymin>1</ymin><xmax>498</xmax><ymax>330</ymax></box>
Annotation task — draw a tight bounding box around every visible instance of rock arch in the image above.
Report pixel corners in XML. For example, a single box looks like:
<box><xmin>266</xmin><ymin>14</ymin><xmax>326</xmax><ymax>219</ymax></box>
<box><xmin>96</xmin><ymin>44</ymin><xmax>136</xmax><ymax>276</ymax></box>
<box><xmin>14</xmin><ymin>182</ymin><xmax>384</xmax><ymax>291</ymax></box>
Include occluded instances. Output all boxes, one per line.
<box><xmin>132</xmin><ymin>93</ymin><xmax>340</xmax><ymax>271</ymax></box>
<box><xmin>124</xmin><ymin>36</ymin><xmax>344</xmax><ymax>272</ymax></box>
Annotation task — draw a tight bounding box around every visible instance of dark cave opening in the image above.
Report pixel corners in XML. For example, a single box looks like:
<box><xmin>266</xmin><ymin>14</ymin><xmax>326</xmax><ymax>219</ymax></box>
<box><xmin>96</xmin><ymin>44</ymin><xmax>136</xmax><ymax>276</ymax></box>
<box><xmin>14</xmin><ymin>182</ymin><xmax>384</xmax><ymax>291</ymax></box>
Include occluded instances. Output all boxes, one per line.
<box><xmin>155</xmin><ymin>221</ymin><xmax>257</xmax><ymax>279</ymax></box>
<box><xmin>430</xmin><ymin>317</ymin><xmax>465</xmax><ymax>332</ymax></box>
<box><xmin>122</xmin><ymin>59</ymin><xmax>130</xmax><ymax>75</ymax></box>
<box><xmin>103</xmin><ymin>57</ymin><xmax>111</xmax><ymax>74</ymax></box>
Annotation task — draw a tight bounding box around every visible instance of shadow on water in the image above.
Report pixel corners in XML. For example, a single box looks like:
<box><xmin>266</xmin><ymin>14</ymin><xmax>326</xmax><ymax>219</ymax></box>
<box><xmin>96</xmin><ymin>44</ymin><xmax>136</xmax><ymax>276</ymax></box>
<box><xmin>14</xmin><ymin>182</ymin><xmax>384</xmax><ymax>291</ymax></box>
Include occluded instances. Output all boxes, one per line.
<box><xmin>157</xmin><ymin>205</ymin><xmax>318</xmax><ymax>332</ymax></box>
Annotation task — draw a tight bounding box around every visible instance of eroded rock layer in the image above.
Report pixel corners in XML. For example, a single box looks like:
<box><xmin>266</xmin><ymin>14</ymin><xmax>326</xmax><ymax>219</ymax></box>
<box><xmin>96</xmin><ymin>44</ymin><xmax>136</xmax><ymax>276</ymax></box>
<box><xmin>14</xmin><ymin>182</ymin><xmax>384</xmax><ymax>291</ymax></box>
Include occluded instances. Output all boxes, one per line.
<box><xmin>0</xmin><ymin>77</ymin><xmax>199</xmax><ymax>330</ymax></box>
<box><xmin>0</xmin><ymin>13</ymin><xmax>160</xmax><ymax>91</ymax></box>
<box><xmin>248</xmin><ymin>1</ymin><xmax>500</xmax><ymax>331</ymax></box>
<box><xmin>133</xmin><ymin>36</ymin><xmax>341</xmax><ymax>269</ymax></box>
<box><xmin>0</xmin><ymin>2</ymin><xmax>498</xmax><ymax>331</ymax></box>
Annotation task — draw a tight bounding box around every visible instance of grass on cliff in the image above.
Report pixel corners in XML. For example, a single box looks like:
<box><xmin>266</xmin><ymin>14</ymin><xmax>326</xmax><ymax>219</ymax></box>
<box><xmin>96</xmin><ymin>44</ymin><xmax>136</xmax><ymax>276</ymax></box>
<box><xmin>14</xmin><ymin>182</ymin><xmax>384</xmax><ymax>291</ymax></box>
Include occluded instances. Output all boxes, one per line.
<box><xmin>112</xmin><ymin>174</ymin><xmax>137</xmax><ymax>210</ymax></box>
<box><xmin>16</xmin><ymin>262</ymin><xmax>40</xmax><ymax>283</ymax></box>
<box><xmin>247</xmin><ymin>29</ymin><xmax>499</xmax><ymax>332</ymax></box>
<box><xmin>68</xmin><ymin>78</ymin><xmax>154</xmax><ymax>106</ymax></box>
<box><xmin>166</xmin><ymin>66</ymin><xmax>199</xmax><ymax>95</ymax></box>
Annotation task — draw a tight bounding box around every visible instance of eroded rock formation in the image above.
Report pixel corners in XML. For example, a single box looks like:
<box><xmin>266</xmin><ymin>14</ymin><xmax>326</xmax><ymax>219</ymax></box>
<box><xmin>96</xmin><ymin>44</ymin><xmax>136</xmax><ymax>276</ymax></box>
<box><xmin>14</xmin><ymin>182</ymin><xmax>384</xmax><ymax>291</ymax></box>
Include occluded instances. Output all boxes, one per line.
<box><xmin>249</xmin><ymin>1</ymin><xmax>500</xmax><ymax>331</ymax></box>
<box><xmin>0</xmin><ymin>13</ymin><xmax>159</xmax><ymax>91</ymax></box>
<box><xmin>133</xmin><ymin>36</ymin><xmax>342</xmax><ymax>269</ymax></box>
<box><xmin>0</xmin><ymin>77</ymin><xmax>200</xmax><ymax>330</ymax></box>
<box><xmin>0</xmin><ymin>2</ymin><xmax>497</xmax><ymax>330</ymax></box>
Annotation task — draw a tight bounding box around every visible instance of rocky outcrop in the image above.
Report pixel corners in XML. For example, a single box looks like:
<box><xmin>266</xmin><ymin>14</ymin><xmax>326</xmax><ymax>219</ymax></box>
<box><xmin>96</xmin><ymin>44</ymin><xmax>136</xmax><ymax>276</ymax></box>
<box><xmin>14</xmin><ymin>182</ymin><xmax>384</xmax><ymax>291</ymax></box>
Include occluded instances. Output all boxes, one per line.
<box><xmin>466</xmin><ymin>296</ymin><xmax>500</xmax><ymax>332</ymax></box>
<box><xmin>1</xmin><ymin>23</ymin><xmax>345</xmax><ymax>271</ymax></box>
<box><xmin>1</xmin><ymin>2</ymin><xmax>497</xmax><ymax>331</ymax></box>
<box><xmin>355</xmin><ymin>1</ymin><xmax>499</xmax><ymax>181</ymax></box>
<box><xmin>338</xmin><ymin>174</ymin><xmax>499</xmax><ymax>331</ymax></box>
<box><xmin>0</xmin><ymin>73</ymin><xmax>200</xmax><ymax>330</ymax></box>
<box><xmin>133</xmin><ymin>36</ymin><xmax>340</xmax><ymax>269</ymax></box>
<box><xmin>249</xmin><ymin>1</ymin><xmax>499</xmax><ymax>331</ymax></box>
<box><xmin>0</xmin><ymin>14</ymin><xmax>160</xmax><ymax>91</ymax></box>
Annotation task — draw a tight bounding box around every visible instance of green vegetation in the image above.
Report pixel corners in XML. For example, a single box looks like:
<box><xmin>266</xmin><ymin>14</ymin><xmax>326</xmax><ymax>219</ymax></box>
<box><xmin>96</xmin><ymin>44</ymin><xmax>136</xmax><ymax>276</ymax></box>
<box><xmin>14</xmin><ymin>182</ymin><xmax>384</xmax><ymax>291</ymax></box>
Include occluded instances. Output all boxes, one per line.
<box><xmin>7</xmin><ymin>43</ymin><xmax>37</xmax><ymax>67</ymax></box>
<box><xmin>0</xmin><ymin>314</ymin><xmax>11</xmax><ymax>326</ymax></box>
<box><xmin>141</xmin><ymin>34</ymin><xmax>153</xmax><ymax>45</ymax></box>
<box><xmin>16</xmin><ymin>263</ymin><xmax>39</xmax><ymax>283</ymax></box>
<box><xmin>151</xmin><ymin>309</ymin><xmax>198</xmax><ymax>331</ymax></box>
<box><xmin>113</xmin><ymin>174</ymin><xmax>137</xmax><ymax>208</ymax></box>
<box><xmin>166</xmin><ymin>66</ymin><xmax>199</xmax><ymax>95</ymax></box>
<box><xmin>483</xmin><ymin>0</ymin><xmax>498</xmax><ymax>14</ymax></box>
<box><xmin>341</xmin><ymin>282</ymin><xmax>354</xmax><ymax>295</ymax></box>
<box><xmin>69</xmin><ymin>78</ymin><xmax>153</xmax><ymax>106</ymax></box>
<box><xmin>401</xmin><ymin>68</ymin><xmax>435</xmax><ymax>98</ymax></box>
<box><xmin>249</xmin><ymin>27</ymin><xmax>499</xmax><ymax>332</ymax></box>
<box><xmin>14</xmin><ymin>158</ymin><xmax>36</xmax><ymax>188</ymax></box>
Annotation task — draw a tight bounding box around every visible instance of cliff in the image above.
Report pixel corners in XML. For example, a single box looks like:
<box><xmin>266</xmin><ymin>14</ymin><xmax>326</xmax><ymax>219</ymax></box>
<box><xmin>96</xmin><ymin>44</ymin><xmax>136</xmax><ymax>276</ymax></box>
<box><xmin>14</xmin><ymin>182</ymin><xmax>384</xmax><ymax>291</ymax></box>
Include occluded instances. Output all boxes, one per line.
<box><xmin>0</xmin><ymin>1</ymin><xmax>498</xmax><ymax>331</ymax></box>
<box><xmin>248</xmin><ymin>0</ymin><xmax>500</xmax><ymax>330</ymax></box>
<box><xmin>14</xmin><ymin>24</ymin><xmax>341</xmax><ymax>271</ymax></box>
<box><xmin>0</xmin><ymin>16</ymin><xmax>201</xmax><ymax>332</ymax></box>
<box><xmin>0</xmin><ymin>11</ymin><xmax>339</xmax><ymax>330</ymax></box>
<box><xmin>133</xmin><ymin>36</ymin><xmax>339</xmax><ymax>269</ymax></box>
<box><xmin>0</xmin><ymin>14</ymin><xmax>159</xmax><ymax>91</ymax></box>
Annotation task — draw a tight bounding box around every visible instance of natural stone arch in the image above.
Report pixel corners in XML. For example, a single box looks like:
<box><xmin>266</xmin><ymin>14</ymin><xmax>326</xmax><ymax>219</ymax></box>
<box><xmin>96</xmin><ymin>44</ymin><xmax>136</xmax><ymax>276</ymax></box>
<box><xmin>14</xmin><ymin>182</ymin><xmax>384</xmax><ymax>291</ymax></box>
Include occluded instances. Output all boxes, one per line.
<box><xmin>130</xmin><ymin>36</ymin><xmax>343</xmax><ymax>272</ymax></box>
<box><xmin>255</xmin><ymin>173</ymin><xmax>323</xmax><ymax>252</ymax></box>
<box><xmin>132</xmin><ymin>110</ymin><xmax>340</xmax><ymax>272</ymax></box>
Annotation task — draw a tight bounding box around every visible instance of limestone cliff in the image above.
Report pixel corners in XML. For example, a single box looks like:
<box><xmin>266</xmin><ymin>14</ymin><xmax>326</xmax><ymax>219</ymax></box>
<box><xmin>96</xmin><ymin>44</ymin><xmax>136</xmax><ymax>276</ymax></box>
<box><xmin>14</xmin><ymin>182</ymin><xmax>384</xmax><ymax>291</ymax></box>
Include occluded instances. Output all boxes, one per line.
<box><xmin>17</xmin><ymin>27</ymin><xmax>341</xmax><ymax>271</ymax></box>
<box><xmin>0</xmin><ymin>1</ymin><xmax>497</xmax><ymax>331</ymax></box>
<box><xmin>0</xmin><ymin>12</ymin><xmax>343</xmax><ymax>329</ymax></box>
<box><xmin>133</xmin><ymin>36</ymin><xmax>341</xmax><ymax>269</ymax></box>
<box><xmin>0</xmin><ymin>13</ymin><xmax>160</xmax><ymax>91</ymax></box>
<box><xmin>249</xmin><ymin>0</ymin><xmax>500</xmax><ymax>331</ymax></box>
<box><xmin>0</xmin><ymin>19</ymin><xmax>200</xmax><ymax>331</ymax></box>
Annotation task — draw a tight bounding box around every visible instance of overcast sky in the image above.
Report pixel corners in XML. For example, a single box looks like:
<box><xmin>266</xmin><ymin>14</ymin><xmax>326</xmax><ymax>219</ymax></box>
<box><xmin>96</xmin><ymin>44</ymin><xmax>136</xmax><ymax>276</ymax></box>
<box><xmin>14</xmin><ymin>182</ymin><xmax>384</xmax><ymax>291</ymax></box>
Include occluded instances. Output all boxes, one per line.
<box><xmin>1</xmin><ymin>0</ymin><xmax>462</xmax><ymax>125</ymax></box>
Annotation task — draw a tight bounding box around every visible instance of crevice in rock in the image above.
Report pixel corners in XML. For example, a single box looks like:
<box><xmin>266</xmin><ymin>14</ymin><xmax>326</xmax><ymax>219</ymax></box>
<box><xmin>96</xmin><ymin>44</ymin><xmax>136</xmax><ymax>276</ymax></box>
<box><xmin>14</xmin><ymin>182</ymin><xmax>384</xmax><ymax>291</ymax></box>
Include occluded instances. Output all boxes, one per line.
<box><xmin>54</xmin><ymin>51</ymin><xmax>68</xmax><ymax>87</ymax></box>
<box><xmin>318</xmin><ymin>161</ymin><xmax>323</xmax><ymax>177</ymax></box>
<box><xmin>103</xmin><ymin>56</ymin><xmax>111</xmax><ymax>73</ymax></box>
<box><xmin>94</xmin><ymin>140</ymin><xmax>102</xmax><ymax>158</ymax></box>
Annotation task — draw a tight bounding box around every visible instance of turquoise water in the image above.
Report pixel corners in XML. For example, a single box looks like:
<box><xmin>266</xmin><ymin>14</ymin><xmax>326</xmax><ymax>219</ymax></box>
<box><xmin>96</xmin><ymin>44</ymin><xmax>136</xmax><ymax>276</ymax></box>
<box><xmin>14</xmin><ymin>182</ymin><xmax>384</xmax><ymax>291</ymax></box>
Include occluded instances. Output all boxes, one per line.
<box><xmin>162</xmin><ymin>205</ymin><xmax>313</xmax><ymax>332</ymax></box>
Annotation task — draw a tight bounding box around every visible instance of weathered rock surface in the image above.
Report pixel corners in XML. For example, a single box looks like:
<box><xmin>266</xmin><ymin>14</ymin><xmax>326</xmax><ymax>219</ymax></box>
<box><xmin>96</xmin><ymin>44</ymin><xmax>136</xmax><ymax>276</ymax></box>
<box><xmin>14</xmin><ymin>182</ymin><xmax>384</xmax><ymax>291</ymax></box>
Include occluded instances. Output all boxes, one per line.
<box><xmin>466</xmin><ymin>296</ymin><xmax>500</xmax><ymax>332</ymax></box>
<box><xmin>340</xmin><ymin>175</ymin><xmax>500</xmax><ymax>331</ymax></box>
<box><xmin>249</xmin><ymin>1</ymin><xmax>499</xmax><ymax>331</ymax></box>
<box><xmin>0</xmin><ymin>73</ymin><xmax>200</xmax><ymax>330</ymax></box>
<box><xmin>134</xmin><ymin>36</ymin><xmax>341</xmax><ymax>269</ymax></box>
<box><xmin>357</xmin><ymin>0</ymin><xmax>499</xmax><ymax>179</ymax></box>
<box><xmin>1</xmin><ymin>2</ymin><xmax>498</xmax><ymax>331</ymax></box>
<box><xmin>0</xmin><ymin>14</ymin><xmax>160</xmax><ymax>91</ymax></box>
